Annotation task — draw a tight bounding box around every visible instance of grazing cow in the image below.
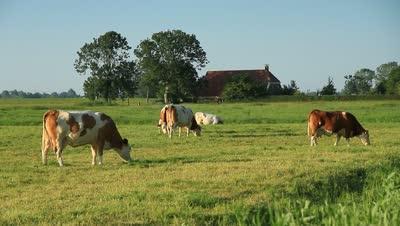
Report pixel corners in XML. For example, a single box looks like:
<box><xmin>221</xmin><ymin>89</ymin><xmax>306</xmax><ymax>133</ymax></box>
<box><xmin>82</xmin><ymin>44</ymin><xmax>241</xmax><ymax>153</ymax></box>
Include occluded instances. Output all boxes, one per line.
<box><xmin>158</xmin><ymin>104</ymin><xmax>201</xmax><ymax>138</ymax></box>
<box><xmin>307</xmin><ymin>109</ymin><xmax>370</xmax><ymax>146</ymax></box>
<box><xmin>158</xmin><ymin>105</ymin><xmax>168</xmax><ymax>134</ymax></box>
<box><xmin>42</xmin><ymin>110</ymin><xmax>132</xmax><ymax>166</ymax></box>
<box><xmin>195</xmin><ymin>112</ymin><xmax>223</xmax><ymax>125</ymax></box>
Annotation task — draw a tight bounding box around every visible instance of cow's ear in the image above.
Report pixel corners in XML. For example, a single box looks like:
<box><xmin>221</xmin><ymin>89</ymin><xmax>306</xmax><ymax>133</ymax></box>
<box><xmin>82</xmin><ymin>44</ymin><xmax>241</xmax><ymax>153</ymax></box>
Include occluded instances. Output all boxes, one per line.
<box><xmin>122</xmin><ymin>138</ymin><xmax>128</xmax><ymax>144</ymax></box>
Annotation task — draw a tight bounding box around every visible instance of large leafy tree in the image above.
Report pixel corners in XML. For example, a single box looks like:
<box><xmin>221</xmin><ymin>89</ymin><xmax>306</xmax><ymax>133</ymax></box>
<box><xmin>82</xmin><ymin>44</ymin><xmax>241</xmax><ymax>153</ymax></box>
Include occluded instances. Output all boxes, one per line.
<box><xmin>385</xmin><ymin>67</ymin><xmax>400</xmax><ymax>95</ymax></box>
<box><xmin>134</xmin><ymin>29</ymin><xmax>208</xmax><ymax>103</ymax></box>
<box><xmin>74</xmin><ymin>31</ymin><xmax>138</xmax><ymax>102</ymax></box>
<box><xmin>342</xmin><ymin>68</ymin><xmax>374</xmax><ymax>95</ymax></box>
<box><xmin>320</xmin><ymin>76</ymin><xmax>336</xmax><ymax>95</ymax></box>
<box><xmin>375</xmin><ymin>62</ymin><xmax>399</xmax><ymax>94</ymax></box>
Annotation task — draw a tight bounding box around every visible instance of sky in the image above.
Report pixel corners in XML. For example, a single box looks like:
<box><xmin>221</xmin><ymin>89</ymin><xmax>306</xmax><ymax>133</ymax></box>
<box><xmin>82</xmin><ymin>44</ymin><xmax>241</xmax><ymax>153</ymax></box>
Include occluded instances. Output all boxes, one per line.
<box><xmin>1</xmin><ymin>0</ymin><xmax>399</xmax><ymax>94</ymax></box>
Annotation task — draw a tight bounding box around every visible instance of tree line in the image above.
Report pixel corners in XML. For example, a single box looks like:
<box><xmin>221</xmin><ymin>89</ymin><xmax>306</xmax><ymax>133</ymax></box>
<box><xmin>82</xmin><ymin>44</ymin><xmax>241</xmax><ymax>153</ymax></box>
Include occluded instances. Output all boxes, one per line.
<box><xmin>0</xmin><ymin>89</ymin><xmax>79</xmax><ymax>98</ymax></box>
<box><xmin>315</xmin><ymin>61</ymin><xmax>400</xmax><ymax>96</ymax></box>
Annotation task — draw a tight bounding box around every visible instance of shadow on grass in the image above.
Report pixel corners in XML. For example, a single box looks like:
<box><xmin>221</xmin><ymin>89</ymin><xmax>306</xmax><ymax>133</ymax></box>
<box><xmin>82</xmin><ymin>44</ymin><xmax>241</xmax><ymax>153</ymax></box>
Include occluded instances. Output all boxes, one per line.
<box><xmin>292</xmin><ymin>167</ymin><xmax>367</xmax><ymax>203</ymax></box>
<box><xmin>130</xmin><ymin>157</ymin><xmax>253</xmax><ymax>168</ymax></box>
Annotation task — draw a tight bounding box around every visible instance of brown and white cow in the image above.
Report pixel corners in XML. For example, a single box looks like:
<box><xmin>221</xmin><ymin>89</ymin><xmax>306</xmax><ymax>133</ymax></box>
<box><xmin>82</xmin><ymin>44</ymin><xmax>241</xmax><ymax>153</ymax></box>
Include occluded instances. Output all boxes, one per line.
<box><xmin>158</xmin><ymin>104</ymin><xmax>201</xmax><ymax>138</ymax></box>
<box><xmin>307</xmin><ymin>109</ymin><xmax>370</xmax><ymax>146</ymax></box>
<box><xmin>42</xmin><ymin>110</ymin><xmax>132</xmax><ymax>166</ymax></box>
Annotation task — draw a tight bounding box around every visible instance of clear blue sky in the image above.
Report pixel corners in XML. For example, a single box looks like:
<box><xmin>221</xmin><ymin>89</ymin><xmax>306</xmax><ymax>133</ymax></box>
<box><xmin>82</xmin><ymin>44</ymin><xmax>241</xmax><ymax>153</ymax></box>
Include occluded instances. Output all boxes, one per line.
<box><xmin>1</xmin><ymin>0</ymin><xmax>399</xmax><ymax>94</ymax></box>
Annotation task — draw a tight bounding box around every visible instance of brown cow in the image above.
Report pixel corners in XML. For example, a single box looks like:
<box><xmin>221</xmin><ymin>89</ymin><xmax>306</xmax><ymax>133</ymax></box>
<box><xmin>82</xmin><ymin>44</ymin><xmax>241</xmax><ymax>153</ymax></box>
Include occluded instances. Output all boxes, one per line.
<box><xmin>42</xmin><ymin>110</ymin><xmax>132</xmax><ymax>166</ymax></box>
<box><xmin>307</xmin><ymin>109</ymin><xmax>370</xmax><ymax>146</ymax></box>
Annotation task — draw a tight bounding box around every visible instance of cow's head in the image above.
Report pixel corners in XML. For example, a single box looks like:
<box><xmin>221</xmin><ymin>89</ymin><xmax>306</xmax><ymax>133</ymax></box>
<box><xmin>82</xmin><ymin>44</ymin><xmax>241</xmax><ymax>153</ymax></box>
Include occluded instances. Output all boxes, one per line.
<box><xmin>191</xmin><ymin>126</ymin><xmax>202</xmax><ymax>136</ymax></box>
<box><xmin>118</xmin><ymin>138</ymin><xmax>132</xmax><ymax>162</ymax></box>
<box><xmin>190</xmin><ymin>117</ymin><xmax>202</xmax><ymax>136</ymax></box>
<box><xmin>359</xmin><ymin>130</ymin><xmax>370</xmax><ymax>145</ymax></box>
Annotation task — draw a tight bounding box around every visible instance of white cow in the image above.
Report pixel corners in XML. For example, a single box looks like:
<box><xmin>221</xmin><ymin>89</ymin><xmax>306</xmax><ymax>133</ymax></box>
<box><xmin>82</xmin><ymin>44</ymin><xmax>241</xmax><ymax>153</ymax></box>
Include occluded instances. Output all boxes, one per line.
<box><xmin>195</xmin><ymin>112</ymin><xmax>223</xmax><ymax>125</ymax></box>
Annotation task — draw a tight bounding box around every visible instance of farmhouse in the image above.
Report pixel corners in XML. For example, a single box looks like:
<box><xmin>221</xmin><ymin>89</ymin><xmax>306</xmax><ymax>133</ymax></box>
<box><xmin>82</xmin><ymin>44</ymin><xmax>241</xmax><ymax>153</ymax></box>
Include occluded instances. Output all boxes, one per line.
<box><xmin>199</xmin><ymin>65</ymin><xmax>281</xmax><ymax>97</ymax></box>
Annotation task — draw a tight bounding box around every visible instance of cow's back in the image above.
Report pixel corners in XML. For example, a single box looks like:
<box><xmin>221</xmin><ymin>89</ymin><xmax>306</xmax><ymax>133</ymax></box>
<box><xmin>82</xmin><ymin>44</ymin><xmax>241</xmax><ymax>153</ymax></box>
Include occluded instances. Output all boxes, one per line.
<box><xmin>56</xmin><ymin>111</ymin><xmax>107</xmax><ymax>146</ymax></box>
<box><xmin>174</xmin><ymin>105</ymin><xmax>194</xmax><ymax>126</ymax></box>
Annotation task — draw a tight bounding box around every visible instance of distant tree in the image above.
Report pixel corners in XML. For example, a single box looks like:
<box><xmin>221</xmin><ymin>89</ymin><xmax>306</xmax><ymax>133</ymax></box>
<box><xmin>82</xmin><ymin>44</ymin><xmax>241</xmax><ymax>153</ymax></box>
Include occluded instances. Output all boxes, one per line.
<box><xmin>66</xmin><ymin>89</ymin><xmax>78</xmax><ymax>98</ymax></box>
<box><xmin>74</xmin><ymin>31</ymin><xmax>138</xmax><ymax>103</ymax></box>
<box><xmin>32</xmin><ymin>92</ymin><xmax>42</xmax><ymax>98</ymax></box>
<box><xmin>0</xmin><ymin>89</ymin><xmax>79</xmax><ymax>98</ymax></box>
<box><xmin>342</xmin><ymin>68</ymin><xmax>374</xmax><ymax>95</ymax></box>
<box><xmin>375</xmin><ymin>62</ymin><xmax>399</xmax><ymax>94</ymax></box>
<box><xmin>9</xmin><ymin>90</ymin><xmax>19</xmax><ymax>97</ymax></box>
<box><xmin>342</xmin><ymin>75</ymin><xmax>357</xmax><ymax>95</ymax></box>
<box><xmin>281</xmin><ymin>80</ymin><xmax>299</xmax><ymax>95</ymax></box>
<box><xmin>385</xmin><ymin>67</ymin><xmax>400</xmax><ymax>95</ymax></box>
<box><xmin>1</xmin><ymin>90</ymin><xmax>10</xmax><ymax>98</ymax></box>
<box><xmin>18</xmin><ymin>90</ymin><xmax>27</xmax><ymax>98</ymax></box>
<box><xmin>134</xmin><ymin>29</ymin><xmax>208</xmax><ymax>103</ymax></box>
<box><xmin>355</xmin><ymin>68</ymin><xmax>374</xmax><ymax>94</ymax></box>
<box><xmin>320</xmin><ymin>76</ymin><xmax>336</xmax><ymax>95</ymax></box>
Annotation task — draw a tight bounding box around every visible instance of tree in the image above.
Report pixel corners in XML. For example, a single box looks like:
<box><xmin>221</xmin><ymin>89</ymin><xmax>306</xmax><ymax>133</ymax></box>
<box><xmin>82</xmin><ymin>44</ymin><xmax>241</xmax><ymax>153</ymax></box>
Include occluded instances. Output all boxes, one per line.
<box><xmin>375</xmin><ymin>62</ymin><xmax>399</xmax><ymax>94</ymax></box>
<box><xmin>342</xmin><ymin>75</ymin><xmax>357</xmax><ymax>95</ymax></box>
<box><xmin>1</xmin><ymin>90</ymin><xmax>10</xmax><ymax>98</ymax></box>
<box><xmin>66</xmin><ymin>89</ymin><xmax>78</xmax><ymax>98</ymax></box>
<box><xmin>281</xmin><ymin>80</ymin><xmax>299</xmax><ymax>95</ymax></box>
<box><xmin>74</xmin><ymin>31</ymin><xmax>138</xmax><ymax>103</ymax></box>
<box><xmin>354</xmin><ymin>68</ymin><xmax>375</xmax><ymax>94</ymax></box>
<box><xmin>134</xmin><ymin>29</ymin><xmax>208</xmax><ymax>103</ymax></box>
<box><xmin>385</xmin><ymin>67</ymin><xmax>400</xmax><ymax>95</ymax></box>
<box><xmin>222</xmin><ymin>74</ymin><xmax>268</xmax><ymax>100</ymax></box>
<box><xmin>320</xmin><ymin>76</ymin><xmax>336</xmax><ymax>95</ymax></box>
<box><xmin>342</xmin><ymin>68</ymin><xmax>374</xmax><ymax>95</ymax></box>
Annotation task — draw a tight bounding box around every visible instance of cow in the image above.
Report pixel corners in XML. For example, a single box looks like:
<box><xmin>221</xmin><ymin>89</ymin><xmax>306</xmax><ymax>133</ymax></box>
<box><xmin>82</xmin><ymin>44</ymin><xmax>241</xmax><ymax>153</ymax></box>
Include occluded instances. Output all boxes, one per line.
<box><xmin>42</xmin><ymin>110</ymin><xmax>132</xmax><ymax>166</ymax></box>
<box><xmin>195</xmin><ymin>112</ymin><xmax>223</xmax><ymax>125</ymax></box>
<box><xmin>158</xmin><ymin>105</ymin><xmax>168</xmax><ymax>135</ymax></box>
<box><xmin>158</xmin><ymin>104</ymin><xmax>201</xmax><ymax>138</ymax></box>
<box><xmin>307</xmin><ymin>109</ymin><xmax>370</xmax><ymax>146</ymax></box>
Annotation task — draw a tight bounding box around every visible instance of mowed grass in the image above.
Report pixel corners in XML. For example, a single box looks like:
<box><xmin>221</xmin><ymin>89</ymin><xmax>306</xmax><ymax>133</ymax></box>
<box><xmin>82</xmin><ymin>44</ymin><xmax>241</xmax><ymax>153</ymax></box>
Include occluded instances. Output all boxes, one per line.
<box><xmin>0</xmin><ymin>98</ymin><xmax>399</xmax><ymax>225</ymax></box>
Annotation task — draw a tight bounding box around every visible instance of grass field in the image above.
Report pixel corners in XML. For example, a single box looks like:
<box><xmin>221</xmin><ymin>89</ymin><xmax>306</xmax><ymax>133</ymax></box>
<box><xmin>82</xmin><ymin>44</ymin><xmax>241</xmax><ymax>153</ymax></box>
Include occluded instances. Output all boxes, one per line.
<box><xmin>0</xmin><ymin>98</ymin><xmax>399</xmax><ymax>225</ymax></box>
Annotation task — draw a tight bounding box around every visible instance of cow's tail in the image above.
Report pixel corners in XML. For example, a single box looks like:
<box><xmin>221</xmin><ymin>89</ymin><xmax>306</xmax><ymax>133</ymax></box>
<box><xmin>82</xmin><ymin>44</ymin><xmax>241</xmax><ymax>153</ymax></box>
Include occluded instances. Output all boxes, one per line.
<box><xmin>42</xmin><ymin>111</ymin><xmax>50</xmax><ymax>153</ymax></box>
<box><xmin>307</xmin><ymin>112</ymin><xmax>314</xmax><ymax>137</ymax></box>
<box><xmin>170</xmin><ymin>105</ymin><xmax>177</xmax><ymax>126</ymax></box>
<box><xmin>160</xmin><ymin>105</ymin><xmax>167</xmax><ymax>124</ymax></box>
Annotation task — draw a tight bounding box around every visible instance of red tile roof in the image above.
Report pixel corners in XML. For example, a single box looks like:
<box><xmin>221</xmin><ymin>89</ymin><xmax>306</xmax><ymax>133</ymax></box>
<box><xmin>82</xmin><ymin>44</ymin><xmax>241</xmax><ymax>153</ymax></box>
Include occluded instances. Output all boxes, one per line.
<box><xmin>199</xmin><ymin>68</ymin><xmax>280</xmax><ymax>97</ymax></box>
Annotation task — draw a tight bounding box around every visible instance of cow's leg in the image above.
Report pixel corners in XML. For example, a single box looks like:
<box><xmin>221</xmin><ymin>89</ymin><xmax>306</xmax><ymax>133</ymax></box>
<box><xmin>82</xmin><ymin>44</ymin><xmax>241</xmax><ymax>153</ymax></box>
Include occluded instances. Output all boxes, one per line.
<box><xmin>334</xmin><ymin>134</ymin><xmax>341</xmax><ymax>146</ymax></box>
<box><xmin>55</xmin><ymin>138</ymin><xmax>67</xmax><ymax>167</ymax></box>
<box><xmin>168</xmin><ymin>125</ymin><xmax>175</xmax><ymax>139</ymax></box>
<box><xmin>346</xmin><ymin>138</ymin><xmax>350</xmax><ymax>146</ymax></box>
<box><xmin>91</xmin><ymin>145</ymin><xmax>97</xmax><ymax>165</ymax></box>
<box><xmin>41</xmin><ymin>138</ymin><xmax>51</xmax><ymax>165</ymax></box>
<box><xmin>186</xmin><ymin>127</ymin><xmax>189</xmax><ymax>137</ymax></box>
<box><xmin>310</xmin><ymin>131</ymin><xmax>318</xmax><ymax>146</ymax></box>
<box><xmin>310</xmin><ymin>135</ymin><xmax>317</xmax><ymax>146</ymax></box>
<box><xmin>168</xmin><ymin>126</ymin><xmax>173</xmax><ymax>138</ymax></box>
<box><xmin>97</xmin><ymin>142</ymin><xmax>104</xmax><ymax>165</ymax></box>
<box><xmin>178</xmin><ymin>127</ymin><xmax>181</xmax><ymax>137</ymax></box>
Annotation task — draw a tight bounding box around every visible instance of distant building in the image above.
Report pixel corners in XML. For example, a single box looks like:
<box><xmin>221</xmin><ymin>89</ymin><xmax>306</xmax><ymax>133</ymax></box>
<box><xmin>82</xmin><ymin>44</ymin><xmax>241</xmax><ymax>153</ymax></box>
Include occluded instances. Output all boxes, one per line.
<box><xmin>199</xmin><ymin>65</ymin><xmax>281</xmax><ymax>97</ymax></box>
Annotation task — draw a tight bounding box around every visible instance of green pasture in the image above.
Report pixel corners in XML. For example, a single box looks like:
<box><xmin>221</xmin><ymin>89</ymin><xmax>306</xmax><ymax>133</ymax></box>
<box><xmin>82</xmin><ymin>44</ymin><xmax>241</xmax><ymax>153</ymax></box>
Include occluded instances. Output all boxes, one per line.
<box><xmin>0</xmin><ymin>98</ymin><xmax>399</xmax><ymax>225</ymax></box>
